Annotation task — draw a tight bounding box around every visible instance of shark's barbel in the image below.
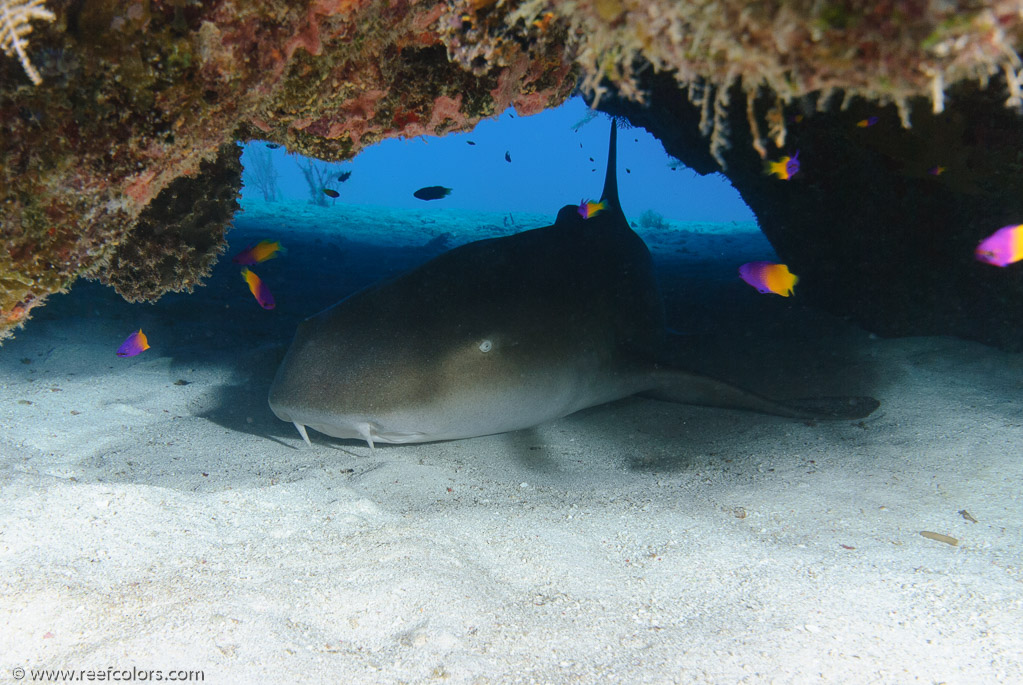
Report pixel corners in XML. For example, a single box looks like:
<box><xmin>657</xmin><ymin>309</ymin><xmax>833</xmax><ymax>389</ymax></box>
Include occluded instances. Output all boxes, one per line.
<box><xmin>268</xmin><ymin>122</ymin><xmax>878</xmax><ymax>447</ymax></box>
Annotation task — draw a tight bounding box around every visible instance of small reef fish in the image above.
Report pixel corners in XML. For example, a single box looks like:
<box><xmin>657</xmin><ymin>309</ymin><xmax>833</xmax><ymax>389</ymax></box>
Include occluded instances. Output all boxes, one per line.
<box><xmin>577</xmin><ymin>199</ymin><xmax>606</xmax><ymax>219</ymax></box>
<box><xmin>975</xmin><ymin>224</ymin><xmax>1023</xmax><ymax>267</ymax></box>
<box><xmin>337</xmin><ymin>171</ymin><xmax>352</xmax><ymax>183</ymax></box>
<box><xmin>467</xmin><ymin>140</ymin><xmax>476</xmax><ymax>145</ymax></box>
<box><xmin>413</xmin><ymin>186</ymin><xmax>452</xmax><ymax>201</ymax></box>
<box><xmin>323</xmin><ymin>188</ymin><xmax>339</xmax><ymax>198</ymax></box>
<box><xmin>738</xmin><ymin>261</ymin><xmax>799</xmax><ymax>296</ymax></box>
<box><xmin>928</xmin><ymin>165</ymin><xmax>946</xmax><ymax>176</ymax></box>
<box><xmin>232</xmin><ymin>240</ymin><xmax>285</xmax><ymax>265</ymax></box>
<box><xmin>265</xmin><ymin>143</ymin><xmax>281</xmax><ymax>149</ymax></box>
<box><xmin>116</xmin><ymin>329</ymin><xmax>150</xmax><ymax>357</ymax></box>
<box><xmin>241</xmin><ymin>268</ymin><xmax>276</xmax><ymax>309</ymax></box>
<box><xmin>505</xmin><ymin>151</ymin><xmax>512</xmax><ymax>163</ymax></box>
<box><xmin>857</xmin><ymin>117</ymin><xmax>879</xmax><ymax>128</ymax></box>
<box><xmin>765</xmin><ymin>151</ymin><xmax>800</xmax><ymax>180</ymax></box>
<box><xmin>531</xmin><ymin>11</ymin><xmax>554</xmax><ymax>31</ymax></box>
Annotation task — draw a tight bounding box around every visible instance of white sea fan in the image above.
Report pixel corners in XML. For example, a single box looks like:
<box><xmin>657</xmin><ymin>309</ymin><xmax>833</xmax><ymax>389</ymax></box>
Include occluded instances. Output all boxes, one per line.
<box><xmin>0</xmin><ymin>0</ymin><xmax>55</xmax><ymax>86</ymax></box>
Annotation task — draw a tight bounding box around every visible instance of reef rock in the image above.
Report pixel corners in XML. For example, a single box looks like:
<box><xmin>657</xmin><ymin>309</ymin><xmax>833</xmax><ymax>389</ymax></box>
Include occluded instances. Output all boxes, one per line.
<box><xmin>3</xmin><ymin>0</ymin><xmax>1023</xmax><ymax>345</ymax></box>
<box><xmin>0</xmin><ymin>0</ymin><xmax>575</xmax><ymax>340</ymax></box>
<box><xmin>596</xmin><ymin>70</ymin><xmax>1023</xmax><ymax>349</ymax></box>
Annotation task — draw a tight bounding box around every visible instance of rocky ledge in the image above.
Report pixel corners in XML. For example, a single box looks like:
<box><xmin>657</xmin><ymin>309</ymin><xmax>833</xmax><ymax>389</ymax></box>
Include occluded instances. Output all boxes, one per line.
<box><xmin>2</xmin><ymin>0</ymin><xmax>1022</xmax><ymax>346</ymax></box>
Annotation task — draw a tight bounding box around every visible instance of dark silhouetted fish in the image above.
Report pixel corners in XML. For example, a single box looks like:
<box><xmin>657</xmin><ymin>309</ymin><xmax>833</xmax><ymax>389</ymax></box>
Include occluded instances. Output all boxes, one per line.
<box><xmin>413</xmin><ymin>186</ymin><xmax>452</xmax><ymax>201</ymax></box>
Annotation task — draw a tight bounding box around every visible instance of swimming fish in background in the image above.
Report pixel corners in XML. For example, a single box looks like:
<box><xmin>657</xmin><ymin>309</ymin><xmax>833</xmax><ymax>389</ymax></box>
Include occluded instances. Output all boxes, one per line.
<box><xmin>577</xmin><ymin>199</ymin><xmax>606</xmax><ymax>219</ymax></box>
<box><xmin>232</xmin><ymin>240</ymin><xmax>285</xmax><ymax>265</ymax></box>
<box><xmin>857</xmin><ymin>117</ymin><xmax>879</xmax><ymax>127</ymax></box>
<box><xmin>337</xmin><ymin>171</ymin><xmax>352</xmax><ymax>183</ymax></box>
<box><xmin>975</xmin><ymin>224</ymin><xmax>1023</xmax><ymax>267</ymax></box>
<box><xmin>765</xmin><ymin>151</ymin><xmax>800</xmax><ymax>180</ymax></box>
<box><xmin>323</xmin><ymin>188</ymin><xmax>339</xmax><ymax>198</ymax></box>
<box><xmin>505</xmin><ymin>151</ymin><xmax>512</xmax><ymax>163</ymax></box>
<box><xmin>241</xmin><ymin>268</ymin><xmax>276</xmax><ymax>309</ymax></box>
<box><xmin>265</xmin><ymin>143</ymin><xmax>281</xmax><ymax>149</ymax></box>
<box><xmin>413</xmin><ymin>186</ymin><xmax>453</xmax><ymax>201</ymax></box>
<box><xmin>928</xmin><ymin>165</ymin><xmax>946</xmax><ymax>176</ymax></box>
<box><xmin>116</xmin><ymin>329</ymin><xmax>150</xmax><ymax>357</ymax></box>
<box><xmin>739</xmin><ymin>261</ymin><xmax>799</xmax><ymax>296</ymax></box>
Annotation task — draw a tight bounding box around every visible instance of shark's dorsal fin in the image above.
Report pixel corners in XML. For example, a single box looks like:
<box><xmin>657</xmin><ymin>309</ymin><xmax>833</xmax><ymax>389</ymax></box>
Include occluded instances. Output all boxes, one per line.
<box><xmin>600</xmin><ymin>120</ymin><xmax>620</xmax><ymax>212</ymax></box>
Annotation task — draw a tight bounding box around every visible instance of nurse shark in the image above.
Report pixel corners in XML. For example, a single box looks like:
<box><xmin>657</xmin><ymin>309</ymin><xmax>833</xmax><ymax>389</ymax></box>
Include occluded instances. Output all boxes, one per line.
<box><xmin>268</xmin><ymin>122</ymin><xmax>878</xmax><ymax>447</ymax></box>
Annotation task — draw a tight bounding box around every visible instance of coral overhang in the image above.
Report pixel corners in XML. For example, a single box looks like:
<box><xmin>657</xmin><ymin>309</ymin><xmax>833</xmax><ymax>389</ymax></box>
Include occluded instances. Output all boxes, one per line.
<box><xmin>2</xmin><ymin>0</ymin><xmax>1023</xmax><ymax>342</ymax></box>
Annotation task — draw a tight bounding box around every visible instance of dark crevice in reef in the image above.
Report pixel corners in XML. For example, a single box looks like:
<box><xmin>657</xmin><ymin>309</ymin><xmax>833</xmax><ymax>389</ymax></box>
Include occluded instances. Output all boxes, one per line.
<box><xmin>595</xmin><ymin>71</ymin><xmax>1023</xmax><ymax>351</ymax></box>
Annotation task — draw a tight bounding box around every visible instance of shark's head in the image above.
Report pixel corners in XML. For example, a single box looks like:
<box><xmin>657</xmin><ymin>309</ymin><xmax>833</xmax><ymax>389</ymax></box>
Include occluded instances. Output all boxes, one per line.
<box><xmin>267</xmin><ymin>286</ymin><xmax>597</xmax><ymax>447</ymax></box>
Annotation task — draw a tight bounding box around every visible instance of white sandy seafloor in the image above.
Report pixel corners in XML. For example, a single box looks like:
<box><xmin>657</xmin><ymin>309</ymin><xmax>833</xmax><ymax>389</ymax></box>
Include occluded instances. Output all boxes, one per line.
<box><xmin>2</xmin><ymin>199</ymin><xmax>1022</xmax><ymax>684</ymax></box>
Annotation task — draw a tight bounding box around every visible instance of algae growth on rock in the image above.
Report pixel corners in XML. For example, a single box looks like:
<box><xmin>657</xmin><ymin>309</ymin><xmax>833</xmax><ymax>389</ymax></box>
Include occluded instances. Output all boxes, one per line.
<box><xmin>2</xmin><ymin>0</ymin><xmax>1023</xmax><ymax>347</ymax></box>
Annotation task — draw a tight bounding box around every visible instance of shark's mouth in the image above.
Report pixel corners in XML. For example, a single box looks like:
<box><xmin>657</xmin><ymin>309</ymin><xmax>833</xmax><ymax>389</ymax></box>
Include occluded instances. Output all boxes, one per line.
<box><xmin>303</xmin><ymin>419</ymin><xmax>431</xmax><ymax>448</ymax></box>
<box><xmin>273</xmin><ymin>404</ymin><xmax>430</xmax><ymax>448</ymax></box>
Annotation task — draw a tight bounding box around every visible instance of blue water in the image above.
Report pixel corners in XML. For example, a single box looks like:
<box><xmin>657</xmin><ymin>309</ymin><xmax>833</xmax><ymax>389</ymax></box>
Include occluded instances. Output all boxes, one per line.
<box><xmin>239</xmin><ymin>95</ymin><xmax>755</xmax><ymax>223</ymax></box>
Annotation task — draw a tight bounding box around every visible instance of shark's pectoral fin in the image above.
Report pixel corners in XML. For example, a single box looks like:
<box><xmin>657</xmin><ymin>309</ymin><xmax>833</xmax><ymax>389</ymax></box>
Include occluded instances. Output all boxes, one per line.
<box><xmin>640</xmin><ymin>367</ymin><xmax>879</xmax><ymax>420</ymax></box>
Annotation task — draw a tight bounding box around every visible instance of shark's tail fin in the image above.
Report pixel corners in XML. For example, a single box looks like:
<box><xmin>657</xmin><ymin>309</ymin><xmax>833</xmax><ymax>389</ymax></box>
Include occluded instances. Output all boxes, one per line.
<box><xmin>600</xmin><ymin>120</ymin><xmax>620</xmax><ymax>212</ymax></box>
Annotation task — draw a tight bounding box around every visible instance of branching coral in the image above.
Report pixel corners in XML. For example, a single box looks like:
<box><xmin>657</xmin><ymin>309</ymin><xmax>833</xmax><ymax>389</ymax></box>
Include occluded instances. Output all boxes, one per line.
<box><xmin>0</xmin><ymin>0</ymin><xmax>53</xmax><ymax>85</ymax></box>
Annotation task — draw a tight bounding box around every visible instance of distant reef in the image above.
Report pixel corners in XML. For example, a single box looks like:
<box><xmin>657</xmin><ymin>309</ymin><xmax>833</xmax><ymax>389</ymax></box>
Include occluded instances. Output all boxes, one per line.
<box><xmin>2</xmin><ymin>1</ymin><xmax>1023</xmax><ymax>347</ymax></box>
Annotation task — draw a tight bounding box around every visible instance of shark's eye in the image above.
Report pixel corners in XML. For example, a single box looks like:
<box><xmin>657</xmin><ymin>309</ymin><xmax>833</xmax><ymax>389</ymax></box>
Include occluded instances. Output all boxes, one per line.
<box><xmin>478</xmin><ymin>340</ymin><xmax>493</xmax><ymax>353</ymax></box>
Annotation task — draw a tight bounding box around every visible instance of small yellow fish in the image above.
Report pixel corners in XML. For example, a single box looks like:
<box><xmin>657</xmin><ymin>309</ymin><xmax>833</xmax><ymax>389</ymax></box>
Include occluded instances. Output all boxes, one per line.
<box><xmin>116</xmin><ymin>329</ymin><xmax>150</xmax><ymax>357</ymax></box>
<box><xmin>532</xmin><ymin>11</ymin><xmax>555</xmax><ymax>31</ymax></box>
<box><xmin>975</xmin><ymin>224</ymin><xmax>1023</xmax><ymax>267</ymax></box>
<box><xmin>738</xmin><ymin>262</ymin><xmax>799</xmax><ymax>297</ymax></box>
<box><xmin>233</xmin><ymin>240</ymin><xmax>285</xmax><ymax>265</ymax></box>
<box><xmin>578</xmin><ymin>199</ymin><xmax>606</xmax><ymax>219</ymax></box>
<box><xmin>241</xmin><ymin>268</ymin><xmax>276</xmax><ymax>309</ymax></box>
<box><xmin>765</xmin><ymin>151</ymin><xmax>800</xmax><ymax>180</ymax></box>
